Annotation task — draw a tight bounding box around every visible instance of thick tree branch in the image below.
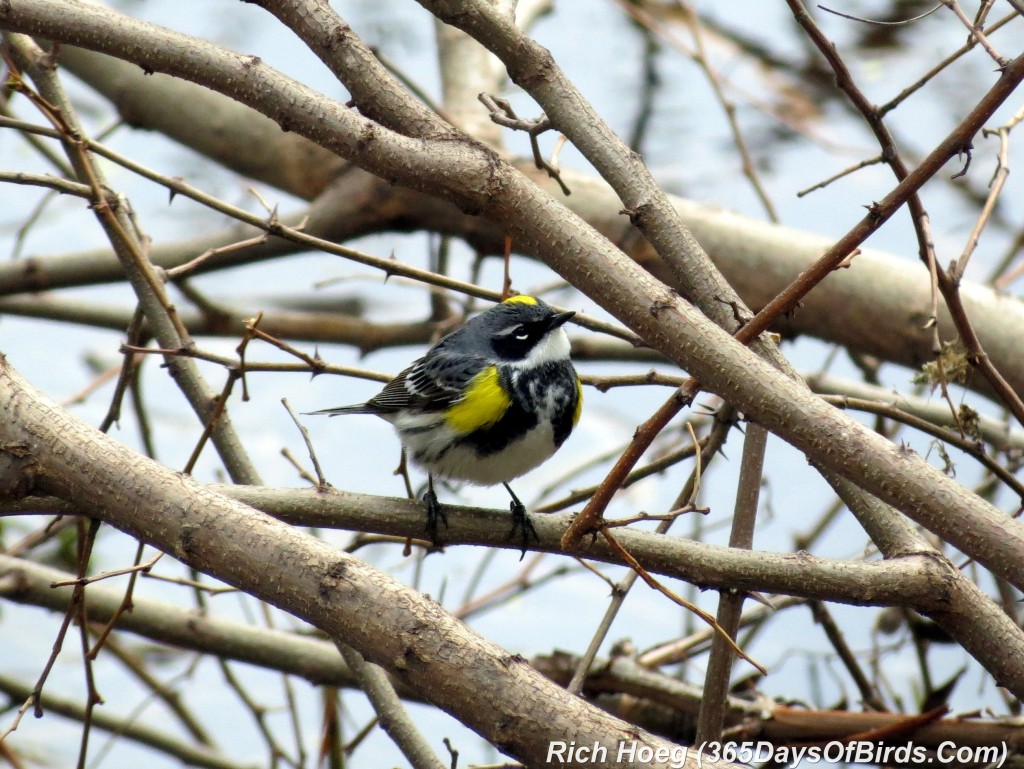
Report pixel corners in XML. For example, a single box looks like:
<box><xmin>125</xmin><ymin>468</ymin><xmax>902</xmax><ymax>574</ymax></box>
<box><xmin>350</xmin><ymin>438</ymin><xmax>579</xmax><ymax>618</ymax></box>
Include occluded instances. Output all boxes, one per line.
<box><xmin>5</xmin><ymin>55</ymin><xmax>1024</xmax><ymax>402</ymax></box>
<box><xmin>0</xmin><ymin>355</ymin><xmax>722</xmax><ymax>769</ymax></box>
<box><xmin>0</xmin><ymin>554</ymin><xmax>359</xmax><ymax>687</ymax></box>
<box><xmin>5</xmin><ymin>555</ymin><xmax>1021</xmax><ymax>753</ymax></box>
<box><xmin>2</xmin><ymin>0</ymin><xmax>1024</xmax><ymax>619</ymax></box>
<box><xmin>0</xmin><ymin>486</ymin><xmax>951</xmax><ymax>609</ymax></box>
<box><xmin>0</xmin><ymin>671</ymin><xmax>256</xmax><ymax>769</ymax></box>
<box><xmin>55</xmin><ymin>45</ymin><xmax>345</xmax><ymax>199</ymax></box>
<box><xmin>7</xmin><ymin>33</ymin><xmax>261</xmax><ymax>485</ymax></box>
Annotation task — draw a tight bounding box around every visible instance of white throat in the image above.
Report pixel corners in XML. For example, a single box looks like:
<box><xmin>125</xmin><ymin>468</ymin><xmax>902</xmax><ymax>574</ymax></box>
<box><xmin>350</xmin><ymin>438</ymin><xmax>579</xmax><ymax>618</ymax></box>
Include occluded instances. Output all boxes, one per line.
<box><xmin>514</xmin><ymin>327</ymin><xmax>571</xmax><ymax>369</ymax></box>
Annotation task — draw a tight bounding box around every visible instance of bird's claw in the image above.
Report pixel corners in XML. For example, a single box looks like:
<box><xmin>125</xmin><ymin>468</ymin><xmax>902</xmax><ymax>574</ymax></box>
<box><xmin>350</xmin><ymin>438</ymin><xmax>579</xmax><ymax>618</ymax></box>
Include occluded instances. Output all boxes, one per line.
<box><xmin>508</xmin><ymin>499</ymin><xmax>539</xmax><ymax>561</ymax></box>
<box><xmin>423</xmin><ymin>487</ymin><xmax>448</xmax><ymax>547</ymax></box>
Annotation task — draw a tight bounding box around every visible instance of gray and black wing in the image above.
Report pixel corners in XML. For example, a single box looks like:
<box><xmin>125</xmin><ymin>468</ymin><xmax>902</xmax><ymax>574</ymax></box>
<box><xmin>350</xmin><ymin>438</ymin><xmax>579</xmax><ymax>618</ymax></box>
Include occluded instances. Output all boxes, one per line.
<box><xmin>366</xmin><ymin>351</ymin><xmax>489</xmax><ymax>415</ymax></box>
<box><xmin>308</xmin><ymin>351</ymin><xmax>488</xmax><ymax>418</ymax></box>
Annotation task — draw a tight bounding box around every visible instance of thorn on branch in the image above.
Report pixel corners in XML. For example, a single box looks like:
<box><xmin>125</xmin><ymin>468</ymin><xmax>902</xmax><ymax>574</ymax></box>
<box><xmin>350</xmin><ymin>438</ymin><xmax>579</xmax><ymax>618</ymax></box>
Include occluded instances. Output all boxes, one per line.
<box><xmin>835</xmin><ymin>248</ymin><xmax>861</xmax><ymax>269</ymax></box>
<box><xmin>951</xmin><ymin>140</ymin><xmax>974</xmax><ymax>179</ymax></box>
<box><xmin>863</xmin><ymin>201</ymin><xmax>883</xmax><ymax>222</ymax></box>
<box><xmin>648</xmin><ymin>290</ymin><xmax>678</xmax><ymax>317</ymax></box>
<box><xmin>715</xmin><ymin>296</ymin><xmax>749</xmax><ymax>327</ymax></box>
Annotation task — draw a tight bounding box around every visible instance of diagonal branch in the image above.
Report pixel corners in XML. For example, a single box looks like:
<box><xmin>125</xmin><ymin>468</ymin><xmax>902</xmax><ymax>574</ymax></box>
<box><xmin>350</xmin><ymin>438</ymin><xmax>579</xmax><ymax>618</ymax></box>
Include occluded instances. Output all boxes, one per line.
<box><xmin>0</xmin><ymin>355</ymin><xmax>712</xmax><ymax>768</ymax></box>
<box><xmin>4</xmin><ymin>0</ymin><xmax>1024</xmax><ymax>657</ymax></box>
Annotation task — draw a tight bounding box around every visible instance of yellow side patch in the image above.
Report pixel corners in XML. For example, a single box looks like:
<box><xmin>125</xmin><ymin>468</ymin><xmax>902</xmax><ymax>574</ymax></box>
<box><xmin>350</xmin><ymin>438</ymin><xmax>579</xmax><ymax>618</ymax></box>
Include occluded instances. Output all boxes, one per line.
<box><xmin>573</xmin><ymin>376</ymin><xmax>583</xmax><ymax>426</ymax></box>
<box><xmin>502</xmin><ymin>294</ymin><xmax>538</xmax><ymax>306</ymax></box>
<box><xmin>445</xmin><ymin>366</ymin><xmax>511</xmax><ymax>434</ymax></box>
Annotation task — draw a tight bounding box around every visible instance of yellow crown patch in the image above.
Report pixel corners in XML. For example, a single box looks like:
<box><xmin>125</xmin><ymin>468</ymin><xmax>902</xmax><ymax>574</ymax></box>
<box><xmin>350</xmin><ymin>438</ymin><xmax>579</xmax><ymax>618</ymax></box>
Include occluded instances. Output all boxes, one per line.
<box><xmin>502</xmin><ymin>295</ymin><xmax>538</xmax><ymax>306</ymax></box>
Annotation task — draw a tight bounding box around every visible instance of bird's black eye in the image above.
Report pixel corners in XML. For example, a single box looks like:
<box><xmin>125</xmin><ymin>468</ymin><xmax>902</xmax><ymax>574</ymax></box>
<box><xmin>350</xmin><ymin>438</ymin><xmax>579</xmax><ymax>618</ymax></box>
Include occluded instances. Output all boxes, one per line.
<box><xmin>492</xmin><ymin>321</ymin><xmax>539</xmax><ymax>359</ymax></box>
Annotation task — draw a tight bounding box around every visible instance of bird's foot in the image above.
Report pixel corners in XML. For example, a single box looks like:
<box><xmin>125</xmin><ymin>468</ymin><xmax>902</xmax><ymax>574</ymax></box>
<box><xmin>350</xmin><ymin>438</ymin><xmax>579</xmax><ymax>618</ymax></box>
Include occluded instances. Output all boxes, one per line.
<box><xmin>508</xmin><ymin>497</ymin><xmax>539</xmax><ymax>561</ymax></box>
<box><xmin>423</xmin><ymin>486</ymin><xmax>448</xmax><ymax>548</ymax></box>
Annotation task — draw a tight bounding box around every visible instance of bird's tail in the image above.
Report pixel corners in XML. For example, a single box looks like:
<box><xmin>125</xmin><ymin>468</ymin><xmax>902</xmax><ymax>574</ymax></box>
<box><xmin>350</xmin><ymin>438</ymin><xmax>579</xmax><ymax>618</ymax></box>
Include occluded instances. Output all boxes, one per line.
<box><xmin>304</xmin><ymin>404</ymin><xmax>374</xmax><ymax>417</ymax></box>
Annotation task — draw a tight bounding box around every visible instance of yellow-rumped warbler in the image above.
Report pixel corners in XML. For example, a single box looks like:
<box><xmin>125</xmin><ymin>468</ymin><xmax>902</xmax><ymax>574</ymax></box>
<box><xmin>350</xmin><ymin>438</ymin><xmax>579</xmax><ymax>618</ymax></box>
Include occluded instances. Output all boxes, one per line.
<box><xmin>311</xmin><ymin>295</ymin><xmax>582</xmax><ymax>556</ymax></box>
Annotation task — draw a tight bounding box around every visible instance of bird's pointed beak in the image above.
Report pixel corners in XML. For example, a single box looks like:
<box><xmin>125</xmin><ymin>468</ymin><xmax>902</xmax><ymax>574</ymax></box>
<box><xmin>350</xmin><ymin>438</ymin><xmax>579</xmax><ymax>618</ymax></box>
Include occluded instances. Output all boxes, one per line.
<box><xmin>548</xmin><ymin>310</ymin><xmax>576</xmax><ymax>330</ymax></box>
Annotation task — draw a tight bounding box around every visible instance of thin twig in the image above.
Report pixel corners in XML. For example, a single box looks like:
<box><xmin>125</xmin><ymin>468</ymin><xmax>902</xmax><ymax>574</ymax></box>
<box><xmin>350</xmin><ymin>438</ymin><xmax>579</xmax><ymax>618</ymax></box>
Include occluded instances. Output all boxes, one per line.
<box><xmin>796</xmin><ymin>154</ymin><xmax>884</xmax><ymax>197</ymax></box>
<box><xmin>281</xmin><ymin>398</ymin><xmax>327</xmax><ymax>487</ymax></box>
<box><xmin>565</xmin><ymin>408</ymin><xmax>736</xmax><ymax>694</ymax></box>
<box><xmin>52</xmin><ymin>550</ymin><xmax>163</xmax><ymax>589</ymax></box>
<box><xmin>940</xmin><ymin>0</ymin><xmax>1009</xmax><ymax>67</ymax></box>
<box><xmin>0</xmin><ymin>672</ymin><xmax>252</xmax><ymax>769</ymax></box>
<box><xmin>478</xmin><ymin>93</ymin><xmax>571</xmax><ymax>195</ymax></box>
<box><xmin>878</xmin><ymin>10</ymin><xmax>1019</xmax><ymax>115</ymax></box>
<box><xmin>955</xmin><ymin>122</ymin><xmax>1012</xmax><ymax>280</ymax></box>
<box><xmin>599</xmin><ymin>529</ymin><xmax>766</xmax><ymax>675</ymax></box>
<box><xmin>817</xmin><ymin>3</ymin><xmax>943</xmax><ymax>25</ymax></box>
<box><xmin>786</xmin><ymin>1</ymin><xmax>1024</xmax><ymax>428</ymax></box>
<box><xmin>560</xmin><ymin>379</ymin><xmax>700</xmax><ymax>546</ymax></box>
<box><xmin>695</xmin><ymin>422</ymin><xmax>767</xmax><ymax>741</ymax></box>
<box><xmin>13</xmin><ymin>113</ymin><xmax>629</xmax><ymax>341</ymax></box>
<box><xmin>336</xmin><ymin>642</ymin><xmax>446</xmax><ymax>769</ymax></box>
<box><xmin>808</xmin><ymin>601</ymin><xmax>887</xmax><ymax>711</ymax></box>
<box><xmin>684</xmin><ymin>3</ymin><xmax>778</xmax><ymax>222</ymax></box>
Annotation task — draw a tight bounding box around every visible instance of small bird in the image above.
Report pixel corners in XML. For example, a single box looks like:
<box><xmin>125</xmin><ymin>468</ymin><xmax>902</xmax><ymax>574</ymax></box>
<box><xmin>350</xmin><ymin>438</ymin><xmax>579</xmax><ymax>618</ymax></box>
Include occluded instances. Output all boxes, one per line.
<box><xmin>311</xmin><ymin>295</ymin><xmax>582</xmax><ymax>557</ymax></box>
